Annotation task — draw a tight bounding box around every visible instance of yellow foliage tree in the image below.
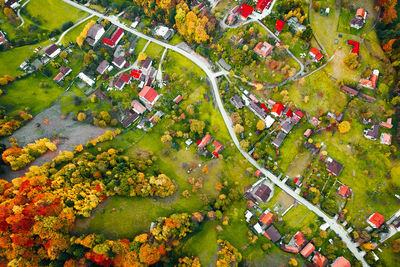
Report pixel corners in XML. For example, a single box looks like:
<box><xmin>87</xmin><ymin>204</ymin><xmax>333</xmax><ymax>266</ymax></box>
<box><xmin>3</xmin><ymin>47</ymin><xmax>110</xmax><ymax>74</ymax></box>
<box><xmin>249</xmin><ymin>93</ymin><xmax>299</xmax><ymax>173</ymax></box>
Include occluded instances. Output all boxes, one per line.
<box><xmin>338</xmin><ymin>121</ymin><xmax>351</xmax><ymax>134</ymax></box>
<box><xmin>256</xmin><ymin>120</ymin><xmax>265</xmax><ymax>131</ymax></box>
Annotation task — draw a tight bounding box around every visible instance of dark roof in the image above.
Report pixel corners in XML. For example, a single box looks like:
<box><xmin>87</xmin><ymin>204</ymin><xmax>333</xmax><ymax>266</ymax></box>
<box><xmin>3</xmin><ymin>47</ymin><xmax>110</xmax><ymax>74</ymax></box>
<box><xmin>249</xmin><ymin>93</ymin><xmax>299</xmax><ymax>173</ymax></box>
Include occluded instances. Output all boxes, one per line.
<box><xmin>254</xmin><ymin>183</ymin><xmax>271</xmax><ymax>202</ymax></box>
<box><xmin>265</xmin><ymin>225</ymin><xmax>281</xmax><ymax>242</ymax></box>
<box><xmin>243</xmin><ymin>192</ymin><xmax>258</xmax><ymax>203</ymax></box>
<box><xmin>304</xmin><ymin>142</ymin><xmax>320</xmax><ymax>156</ymax></box>
<box><xmin>350</xmin><ymin>17</ymin><xmax>364</xmax><ymax>27</ymax></box>
<box><xmin>87</xmin><ymin>24</ymin><xmax>104</xmax><ymax>39</ymax></box>
<box><xmin>281</xmin><ymin>119</ymin><xmax>295</xmax><ymax>133</ymax></box>
<box><xmin>96</xmin><ymin>60</ymin><xmax>109</xmax><ymax>74</ymax></box>
<box><xmin>140</xmin><ymin>56</ymin><xmax>152</xmax><ymax>69</ymax></box>
<box><xmin>364</xmin><ymin>124</ymin><xmax>380</xmax><ymax>140</ymax></box>
<box><xmin>44</xmin><ymin>44</ymin><xmax>60</xmax><ymax>56</ymax></box>
<box><xmin>59</xmin><ymin>66</ymin><xmax>71</xmax><ymax>74</ymax></box>
<box><xmin>122</xmin><ymin>111</ymin><xmax>139</xmax><ymax>128</ymax></box>
<box><xmin>359</xmin><ymin>92</ymin><xmax>376</xmax><ymax>102</ymax></box>
<box><xmin>249</xmin><ymin>101</ymin><xmax>267</xmax><ymax>118</ymax></box>
<box><xmin>113</xmin><ymin>56</ymin><xmax>125</xmax><ymax>66</ymax></box>
<box><xmin>326</xmin><ymin>157</ymin><xmax>343</xmax><ymax>176</ymax></box>
<box><xmin>230</xmin><ymin>95</ymin><xmax>244</xmax><ymax>109</ymax></box>
<box><xmin>341</xmin><ymin>86</ymin><xmax>359</xmax><ymax>97</ymax></box>
<box><xmin>272</xmin><ymin>131</ymin><xmax>287</xmax><ymax>148</ymax></box>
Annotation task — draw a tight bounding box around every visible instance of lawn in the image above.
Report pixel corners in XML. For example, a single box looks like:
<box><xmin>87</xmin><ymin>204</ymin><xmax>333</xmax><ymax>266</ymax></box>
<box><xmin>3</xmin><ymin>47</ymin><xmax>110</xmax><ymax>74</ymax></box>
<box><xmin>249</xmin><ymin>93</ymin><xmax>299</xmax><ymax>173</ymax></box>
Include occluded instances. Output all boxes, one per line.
<box><xmin>144</xmin><ymin>42</ymin><xmax>165</xmax><ymax>63</ymax></box>
<box><xmin>0</xmin><ymin>72</ymin><xmax>65</xmax><ymax>115</ymax></box>
<box><xmin>135</xmin><ymin>38</ymin><xmax>148</xmax><ymax>54</ymax></box>
<box><xmin>25</xmin><ymin>0</ymin><xmax>87</xmax><ymax>31</ymax></box>
<box><xmin>376</xmin><ymin>232</ymin><xmax>400</xmax><ymax>267</ymax></box>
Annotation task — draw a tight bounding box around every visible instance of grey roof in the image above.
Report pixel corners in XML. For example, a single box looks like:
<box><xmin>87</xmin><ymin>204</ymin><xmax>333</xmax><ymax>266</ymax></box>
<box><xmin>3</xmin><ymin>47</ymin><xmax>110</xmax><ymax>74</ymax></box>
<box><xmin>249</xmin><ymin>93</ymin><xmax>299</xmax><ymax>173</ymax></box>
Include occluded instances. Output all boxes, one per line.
<box><xmin>281</xmin><ymin>119</ymin><xmax>295</xmax><ymax>134</ymax></box>
<box><xmin>230</xmin><ymin>94</ymin><xmax>244</xmax><ymax>109</ymax></box>
<box><xmin>254</xmin><ymin>184</ymin><xmax>271</xmax><ymax>202</ymax></box>
<box><xmin>304</xmin><ymin>142</ymin><xmax>320</xmax><ymax>156</ymax></box>
<box><xmin>249</xmin><ymin>101</ymin><xmax>267</xmax><ymax>118</ymax></box>
<box><xmin>112</xmin><ymin>56</ymin><xmax>125</xmax><ymax>67</ymax></box>
<box><xmin>363</xmin><ymin>125</ymin><xmax>380</xmax><ymax>140</ymax></box>
<box><xmin>272</xmin><ymin>131</ymin><xmax>287</xmax><ymax>148</ymax></box>
<box><xmin>140</xmin><ymin>56</ymin><xmax>152</xmax><ymax>69</ymax></box>
<box><xmin>265</xmin><ymin>225</ymin><xmax>281</xmax><ymax>242</ymax></box>
<box><xmin>326</xmin><ymin>157</ymin><xmax>343</xmax><ymax>176</ymax></box>
<box><xmin>122</xmin><ymin>111</ymin><xmax>139</xmax><ymax>128</ymax></box>
<box><xmin>218</xmin><ymin>58</ymin><xmax>232</xmax><ymax>71</ymax></box>
<box><xmin>341</xmin><ymin>86</ymin><xmax>359</xmax><ymax>96</ymax></box>
<box><xmin>96</xmin><ymin>60</ymin><xmax>109</xmax><ymax>74</ymax></box>
<box><xmin>87</xmin><ymin>24</ymin><xmax>104</xmax><ymax>39</ymax></box>
<box><xmin>350</xmin><ymin>17</ymin><xmax>364</xmax><ymax>27</ymax></box>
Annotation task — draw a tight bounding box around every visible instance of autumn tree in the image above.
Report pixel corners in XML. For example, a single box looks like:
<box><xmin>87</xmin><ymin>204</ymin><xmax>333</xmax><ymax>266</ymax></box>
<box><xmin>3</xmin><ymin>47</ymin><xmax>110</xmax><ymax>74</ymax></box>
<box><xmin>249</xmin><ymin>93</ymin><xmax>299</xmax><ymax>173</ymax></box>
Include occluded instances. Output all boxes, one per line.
<box><xmin>233</xmin><ymin>124</ymin><xmax>244</xmax><ymax>134</ymax></box>
<box><xmin>343</xmin><ymin>53</ymin><xmax>359</xmax><ymax>70</ymax></box>
<box><xmin>190</xmin><ymin>120</ymin><xmax>205</xmax><ymax>135</ymax></box>
<box><xmin>77</xmin><ymin>112</ymin><xmax>87</xmax><ymax>121</ymax></box>
<box><xmin>256</xmin><ymin>120</ymin><xmax>266</xmax><ymax>131</ymax></box>
<box><xmin>338</xmin><ymin>121</ymin><xmax>351</xmax><ymax>134</ymax></box>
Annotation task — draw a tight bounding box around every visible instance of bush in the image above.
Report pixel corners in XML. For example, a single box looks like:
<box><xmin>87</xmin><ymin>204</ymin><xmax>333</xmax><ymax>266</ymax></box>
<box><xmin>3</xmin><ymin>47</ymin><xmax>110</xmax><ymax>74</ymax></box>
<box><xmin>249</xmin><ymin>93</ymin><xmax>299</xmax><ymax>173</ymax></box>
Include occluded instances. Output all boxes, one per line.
<box><xmin>62</xmin><ymin>21</ymin><xmax>74</xmax><ymax>31</ymax></box>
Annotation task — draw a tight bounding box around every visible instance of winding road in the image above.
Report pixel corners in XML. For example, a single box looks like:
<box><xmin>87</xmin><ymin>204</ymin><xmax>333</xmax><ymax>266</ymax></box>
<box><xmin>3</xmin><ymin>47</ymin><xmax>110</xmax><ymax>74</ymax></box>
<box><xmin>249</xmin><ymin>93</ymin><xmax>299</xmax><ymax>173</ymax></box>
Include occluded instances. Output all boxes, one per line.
<box><xmin>60</xmin><ymin>1</ymin><xmax>368</xmax><ymax>265</ymax></box>
<box><xmin>16</xmin><ymin>0</ymin><xmax>31</xmax><ymax>29</ymax></box>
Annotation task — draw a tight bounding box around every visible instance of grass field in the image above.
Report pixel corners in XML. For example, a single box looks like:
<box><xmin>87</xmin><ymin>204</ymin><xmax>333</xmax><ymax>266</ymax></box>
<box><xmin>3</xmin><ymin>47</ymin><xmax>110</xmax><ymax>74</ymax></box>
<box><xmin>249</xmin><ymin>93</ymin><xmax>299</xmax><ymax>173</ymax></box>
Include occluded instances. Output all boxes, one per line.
<box><xmin>144</xmin><ymin>42</ymin><xmax>165</xmax><ymax>63</ymax></box>
<box><xmin>135</xmin><ymin>38</ymin><xmax>148</xmax><ymax>54</ymax></box>
<box><xmin>25</xmin><ymin>0</ymin><xmax>87</xmax><ymax>31</ymax></box>
<box><xmin>0</xmin><ymin>72</ymin><xmax>65</xmax><ymax>115</ymax></box>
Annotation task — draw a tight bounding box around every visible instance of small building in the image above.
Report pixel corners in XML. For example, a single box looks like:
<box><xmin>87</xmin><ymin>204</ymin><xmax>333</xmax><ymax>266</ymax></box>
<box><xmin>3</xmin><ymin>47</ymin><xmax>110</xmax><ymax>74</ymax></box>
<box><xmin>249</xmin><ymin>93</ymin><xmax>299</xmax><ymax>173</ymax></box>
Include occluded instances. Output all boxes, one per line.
<box><xmin>197</xmin><ymin>133</ymin><xmax>213</xmax><ymax>150</ymax></box>
<box><xmin>281</xmin><ymin>119</ymin><xmax>295</xmax><ymax>134</ymax></box>
<box><xmin>0</xmin><ymin>31</ymin><xmax>8</xmax><ymax>45</ymax></box>
<box><xmin>121</xmin><ymin>111</ymin><xmax>139</xmax><ymax>128</ymax></box>
<box><xmin>86</xmin><ymin>24</ymin><xmax>105</xmax><ymax>46</ymax></box>
<box><xmin>253</xmin><ymin>223</ymin><xmax>264</xmax><ymax>234</ymax></box>
<box><xmin>212</xmin><ymin>139</ymin><xmax>225</xmax><ymax>157</ymax></box>
<box><xmin>300</xmin><ymin>242</ymin><xmax>315</xmax><ymax>258</ymax></box>
<box><xmin>254</xmin><ymin>42</ymin><xmax>274</xmax><ymax>58</ymax></box>
<box><xmin>309</xmin><ymin>47</ymin><xmax>323</xmax><ymax>62</ymax></box>
<box><xmin>360</xmin><ymin>69</ymin><xmax>379</xmax><ymax>90</ymax></box>
<box><xmin>265</xmin><ymin>115</ymin><xmax>275</xmax><ymax>128</ymax></box>
<box><xmin>254</xmin><ymin>170</ymin><xmax>262</xmax><ymax>177</ymax></box>
<box><xmin>131</xmin><ymin>99</ymin><xmax>146</xmax><ymax>114</ymax></box>
<box><xmin>380</xmin><ymin>118</ymin><xmax>393</xmax><ymax>129</ymax></box>
<box><xmin>287</xmin><ymin>16</ymin><xmax>306</xmax><ymax>32</ymax></box>
<box><xmin>332</xmin><ymin>256</ymin><xmax>351</xmax><ymax>267</ymax></box>
<box><xmin>367</xmin><ymin>212</ymin><xmax>385</xmax><ymax>229</ymax></box>
<box><xmin>281</xmin><ymin>231</ymin><xmax>307</xmax><ymax>254</ymax></box>
<box><xmin>312</xmin><ymin>252</ymin><xmax>328</xmax><ymax>267</ymax></box>
<box><xmin>114</xmin><ymin>73</ymin><xmax>131</xmax><ymax>90</ymax></box>
<box><xmin>310</xmin><ymin>117</ymin><xmax>320</xmax><ymax>127</ymax></box>
<box><xmin>140</xmin><ymin>56</ymin><xmax>153</xmax><ymax>73</ymax></box>
<box><xmin>271</xmin><ymin>102</ymin><xmax>284</xmax><ymax>117</ymax></box>
<box><xmin>271</xmin><ymin>131</ymin><xmax>287</xmax><ymax>148</ymax></box>
<box><xmin>245</xmin><ymin>210</ymin><xmax>254</xmax><ymax>223</ymax></box>
<box><xmin>259</xmin><ymin>211</ymin><xmax>274</xmax><ymax>227</ymax></box>
<box><xmin>154</xmin><ymin>25</ymin><xmax>174</xmax><ymax>40</ymax></box>
<box><xmin>363</xmin><ymin>125</ymin><xmax>380</xmax><ymax>140</ymax></box>
<box><xmin>255</xmin><ymin>0</ymin><xmax>272</xmax><ymax>13</ymax></box>
<box><xmin>275</xmin><ymin>20</ymin><xmax>285</xmax><ymax>32</ymax></box>
<box><xmin>53</xmin><ymin>66</ymin><xmax>71</xmax><ymax>82</ymax></box>
<box><xmin>249</xmin><ymin>101</ymin><xmax>267</xmax><ymax>119</ymax></box>
<box><xmin>103</xmin><ymin>28</ymin><xmax>124</xmax><ymax>48</ymax></box>
<box><xmin>78</xmin><ymin>72</ymin><xmax>95</xmax><ymax>87</ymax></box>
<box><xmin>359</xmin><ymin>92</ymin><xmax>377</xmax><ymax>102</ymax></box>
<box><xmin>230</xmin><ymin>94</ymin><xmax>244</xmax><ymax>109</ymax></box>
<box><xmin>341</xmin><ymin>85</ymin><xmax>359</xmax><ymax>97</ymax></box>
<box><xmin>350</xmin><ymin>8</ymin><xmax>367</xmax><ymax>29</ymax></box>
<box><xmin>347</xmin><ymin>40</ymin><xmax>360</xmax><ymax>55</ymax></box>
<box><xmin>380</xmin><ymin>133</ymin><xmax>392</xmax><ymax>145</ymax></box>
<box><xmin>139</xmin><ymin>86</ymin><xmax>160</xmax><ymax>107</ymax></box>
<box><xmin>304</xmin><ymin>129</ymin><xmax>312</xmax><ymax>138</ymax></box>
<box><xmin>264</xmin><ymin>225</ymin><xmax>281</xmax><ymax>242</ymax></box>
<box><xmin>130</xmin><ymin>69</ymin><xmax>143</xmax><ymax>80</ymax></box>
<box><xmin>218</xmin><ymin>58</ymin><xmax>232</xmax><ymax>71</ymax></box>
<box><xmin>304</xmin><ymin>141</ymin><xmax>320</xmax><ymax>156</ymax></box>
<box><xmin>326</xmin><ymin>157</ymin><xmax>343</xmax><ymax>176</ymax></box>
<box><xmin>44</xmin><ymin>44</ymin><xmax>61</xmax><ymax>58</ymax></box>
<box><xmin>112</xmin><ymin>56</ymin><xmax>126</xmax><ymax>69</ymax></box>
<box><xmin>96</xmin><ymin>60</ymin><xmax>110</xmax><ymax>75</ymax></box>
<box><xmin>237</xmin><ymin>4</ymin><xmax>254</xmax><ymax>20</ymax></box>
<box><xmin>173</xmin><ymin>95</ymin><xmax>183</xmax><ymax>104</ymax></box>
<box><xmin>292</xmin><ymin>110</ymin><xmax>304</xmax><ymax>123</ymax></box>
<box><xmin>338</xmin><ymin>185</ymin><xmax>351</xmax><ymax>198</ymax></box>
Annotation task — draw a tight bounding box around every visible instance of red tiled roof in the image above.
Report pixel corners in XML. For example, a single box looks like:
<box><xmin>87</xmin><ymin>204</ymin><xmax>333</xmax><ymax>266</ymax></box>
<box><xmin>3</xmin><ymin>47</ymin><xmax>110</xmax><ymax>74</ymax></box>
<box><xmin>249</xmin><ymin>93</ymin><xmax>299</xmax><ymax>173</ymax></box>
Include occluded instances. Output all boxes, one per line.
<box><xmin>286</xmin><ymin>109</ymin><xmax>293</xmax><ymax>117</ymax></box>
<box><xmin>259</xmin><ymin>212</ymin><xmax>274</xmax><ymax>226</ymax></box>
<box><xmin>295</xmin><ymin>110</ymin><xmax>304</xmax><ymax>118</ymax></box>
<box><xmin>312</xmin><ymin>252</ymin><xmax>328</xmax><ymax>267</ymax></box>
<box><xmin>304</xmin><ymin>129</ymin><xmax>312</xmax><ymax>137</ymax></box>
<box><xmin>271</xmin><ymin>102</ymin><xmax>284</xmax><ymax>116</ymax></box>
<box><xmin>212</xmin><ymin>139</ymin><xmax>224</xmax><ymax>153</ymax></box>
<box><xmin>237</xmin><ymin>4</ymin><xmax>254</xmax><ymax>19</ymax></box>
<box><xmin>254</xmin><ymin>170</ymin><xmax>262</xmax><ymax>177</ymax></box>
<box><xmin>332</xmin><ymin>256</ymin><xmax>351</xmax><ymax>267</ymax></box>
<box><xmin>294</xmin><ymin>232</ymin><xmax>307</xmax><ymax>248</ymax></box>
<box><xmin>338</xmin><ymin>185</ymin><xmax>351</xmax><ymax>198</ymax></box>
<box><xmin>121</xmin><ymin>73</ymin><xmax>130</xmax><ymax>83</ymax></box>
<box><xmin>260</xmin><ymin>103</ymin><xmax>270</xmax><ymax>113</ymax></box>
<box><xmin>380</xmin><ymin>122</ymin><xmax>393</xmax><ymax>129</ymax></box>
<box><xmin>300</xmin><ymin>242</ymin><xmax>315</xmax><ymax>258</ymax></box>
<box><xmin>347</xmin><ymin>40</ymin><xmax>360</xmax><ymax>55</ymax></box>
<box><xmin>130</xmin><ymin>69</ymin><xmax>142</xmax><ymax>79</ymax></box>
<box><xmin>309</xmin><ymin>47</ymin><xmax>323</xmax><ymax>61</ymax></box>
<box><xmin>174</xmin><ymin>95</ymin><xmax>183</xmax><ymax>104</ymax></box>
<box><xmin>256</xmin><ymin>0</ymin><xmax>272</xmax><ymax>12</ymax></box>
<box><xmin>281</xmin><ymin>244</ymin><xmax>300</xmax><ymax>253</ymax></box>
<box><xmin>198</xmin><ymin>133</ymin><xmax>212</xmax><ymax>147</ymax></box>
<box><xmin>356</xmin><ymin>8</ymin><xmax>366</xmax><ymax>18</ymax></box>
<box><xmin>275</xmin><ymin>20</ymin><xmax>285</xmax><ymax>32</ymax></box>
<box><xmin>139</xmin><ymin>86</ymin><xmax>159</xmax><ymax>103</ymax></box>
<box><xmin>368</xmin><ymin>212</ymin><xmax>385</xmax><ymax>228</ymax></box>
<box><xmin>254</xmin><ymin>42</ymin><xmax>274</xmax><ymax>57</ymax></box>
<box><xmin>103</xmin><ymin>28</ymin><xmax>124</xmax><ymax>47</ymax></box>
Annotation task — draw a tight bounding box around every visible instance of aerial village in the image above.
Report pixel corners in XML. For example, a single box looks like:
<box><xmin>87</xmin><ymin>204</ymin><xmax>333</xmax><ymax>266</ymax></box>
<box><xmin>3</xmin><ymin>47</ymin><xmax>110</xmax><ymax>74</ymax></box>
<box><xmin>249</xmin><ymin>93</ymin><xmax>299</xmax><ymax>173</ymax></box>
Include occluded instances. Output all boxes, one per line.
<box><xmin>0</xmin><ymin>0</ymin><xmax>400</xmax><ymax>266</ymax></box>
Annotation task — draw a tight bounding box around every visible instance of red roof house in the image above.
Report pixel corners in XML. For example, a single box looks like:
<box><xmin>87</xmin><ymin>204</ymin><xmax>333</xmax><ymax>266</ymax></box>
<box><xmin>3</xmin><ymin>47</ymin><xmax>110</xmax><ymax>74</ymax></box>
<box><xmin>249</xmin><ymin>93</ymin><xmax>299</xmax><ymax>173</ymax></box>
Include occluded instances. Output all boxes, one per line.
<box><xmin>254</xmin><ymin>170</ymin><xmax>262</xmax><ymax>177</ymax></box>
<box><xmin>309</xmin><ymin>47</ymin><xmax>323</xmax><ymax>62</ymax></box>
<box><xmin>285</xmin><ymin>109</ymin><xmax>293</xmax><ymax>117</ymax></box>
<box><xmin>259</xmin><ymin>211</ymin><xmax>274</xmax><ymax>226</ymax></box>
<box><xmin>130</xmin><ymin>69</ymin><xmax>142</xmax><ymax>79</ymax></box>
<box><xmin>300</xmin><ymin>242</ymin><xmax>315</xmax><ymax>258</ymax></box>
<box><xmin>237</xmin><ymin>4</ymin><xmax>254</xmax><ymax>19</ymax></box>
<box><xmin>368</xmin><ymin>212</ymin><xmax>385</xmax><ymax>228</ymax></box>
<box><xmin>255</xmin><ymin>0</ymin><xmax>272</xmax><ymax>13</ymax></box>
<box><xmin>198</xmin><ymin>133</ymin><xmax>212</xmax><ymax>148</ymax></box>
<box><xmin>260</xmin><ymin>103</ymin><xmax>270</xmax><ymax>113</ymax></box>
<box><xmin>332</xmin><ymin>256</ymin><xmax>351</xmax><ymax>267</ymax></box>
<box><xmin>312</xmin><ymin>252</ymin><xmax>328</xmax><ymax>267</ymax></box>
<box><xmin>139</xmin><ymin>86</ymin><xmax>159</xmax><ymax>106</ymax></box>
<box><xmin>294</xmin><ymin>232</ymin><xmax>307</xmax><ymax>248</ymax></box>
<box><xmin>338</xmin><ymin>185</ymin><xmax>352</xmax><ymax>198</ymax></box>
<box><xmin>275</xmin><ymin>19</ymin><xmax>286</xmax><ymax>32</ymax></box>
<box><xmin>360</xmin><ymin>69</ymin><xmax>379</xmax><ymax>89</ymax></box>
<box><xmin>347</xmin><ymin>40</ymin><xmax>360</xmax><ymax>55</ymax></box>
<box><xmin>103</xmin><ymin>28</ymin><xmax>124</xmax><ymax>48</ymax></box>
<box><xmin>271</xmin><ymin>102</ymin><xmax>284</xmax><ymax>117</ymax></box>
<box><xmin>254</xmin><ymin>42</ymin><xmax>274</xmax><ymax>58</ymax></box>
<box><xmin>173</xmin><ymin>95</ymin><xmax>183</xmax><ymax>104</ymax></box>
<box><xmin>304</xmin><ymin>129</ymin><xmax>312</xmax><ymax>138</ymax></box>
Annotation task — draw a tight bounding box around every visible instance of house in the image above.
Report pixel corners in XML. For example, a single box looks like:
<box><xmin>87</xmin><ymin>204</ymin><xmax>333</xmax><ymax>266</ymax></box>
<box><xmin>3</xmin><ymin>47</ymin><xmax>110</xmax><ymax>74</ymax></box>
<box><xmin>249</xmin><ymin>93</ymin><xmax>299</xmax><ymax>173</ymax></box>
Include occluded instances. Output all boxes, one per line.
<box><xmin>264</xmin><ymin>225</ymin><xmax>281</xmax><ymax>242</ymax></box>
<box><xmin>173</xmin><ymin>95</ymin><xmax>183</xmax><ymax>104</ymax></box>
<box><xmin>380</xmin><ymin>118</ymin><xmax>393</xmax><ymax>129</ymax></box>
<box><xmin>259</xmin><ymin>211</ymin><xmax>274</xmax><ymax>227</ymax></box>
<box><xmin>265</xmin><ymin>115</ymin><xmax>275</xmax><ymax>128</ymax></box>
<box><xmin>114</xmin><ymin>73</ymin><xmax>131</xmax><ymax>90</ymax></box>
<box><xmin>360</xmin><ymin>69</ymin><xmax>379</xmax><ymax>89</ymax></box>
<box><xmin>305</xmin><ymin>142</ymin><xmax>320</xmax><ymax>156</ymax></box>
<box><xmin>130</xmin><ymin>69</ymin><xmax>143</xmax><ymax>80</ymax></box>
<box><xmin>281</xmin><ymin>232</ymin><xmax>307</xmax><ymax>253</ymax></box>
<box><xmin>212</xmin><ymin>139</ymin><xmax>224</xmax><ymax>157</ymax></box>
<box><xmin>154</xmin><ymin>25</ymin><xmax>174</xmax><ymax>40</ymax></box>
<box><xmin>245</xmin><ymin>210</ymin><xmax>254</xmax><ymax>223</ymax></box>
<box><xmin>275</xmin><ymin>20</ymin><xmax>286</xmax><ymax>33</ymax></box>
<box><xmin>338</xmin><ymin>185</ymin><xmax>351</xmax><ymax>198</ymax></box>
<box><xmin>367</xmin><ymin>212</ymin><xmax>385</xmax><ymax>228</ymax></box>
<box><xmin>131</xmin><ymin>100</ymin><xmax>146</xmax><ymax>114</ymax></box>
<box><xmin>53</xmin><ymin>66</ymin><xmax>72</xmax><ymax>82</ymax></box>
<box><xmin>197</xmin><ymin>133</ymin><xmax>213</xmax><ymax>150</ymax></box>
<box><xmin>304</xmin><ymin>129</ymin><xmax>312</xmax><ymax>138</ymax></box>
<box><xmin>359</xmin><ymin>92</ymin><xmax>377</xmax><ymax>102</ymax></box>
<box><xmin>112</xmin><ymin>56</ymin><xmax>126</xmax><ymax>69</ymax></box>
<box><xmin>281</xmin><ymin>119</ymin><xmax>295</xmax><ymax>134</ymax></box>
<box><xmin>310</xmin><ymin>117</ymin><xmax>320</xmax><ymax>127</ymax></box>
<box><xmin>86</xmin><ymin>24</ymin><xmax>105</xmax><ymax>46</ymax></box>
<box><xmin>0</xmin><ymin>31</ymin><xmax>7</xmax><ymax>45</ymax></box>
<box><xmin>332</xmin><ymin>256</ymin><xmax>351</xmax><ymax>267</ymax></box>
<box><xmin>255</xmin><ymin>0</ymin><xmax>272</xmax><ymax>13</ymax></box>
<box><xmin>309</xmin><ymin>47</ymin><xmax>323</xmax><ymax>62</ymax></box>
<box><xmin>218</xmin><ymin>58</ymin><xmax>232</xmax><ymax>71</ymax></box>
<box><xmin>96</xmin><ymin>60</ymin><xmax>110</xmax><ymax>75</ymax></box>
<box><xmin>121</xmin><ymin>111</ymin><xmax>139</xmax><ymax>128</ymax></box>
<box><xmin>285</xmin><ymin>108</ymin><xmax>293</xmax><ymax>117</ymax></box>
<box><xmin>350</xmin><ymin>8</ymin><xmax>367</xmax><ymax>29</ymax></box>
<box><xmin>300</xmin><ymin>242</ymin><xmax>315</xmax><ymax>258</ymax></box>
<box><xmin>139</xmin><ymin>86</ymin><xmax>160</xmax><ymax>107</ymax></box>
<box><xmin>341</xmin><ymin>85</ymin><xmax>359</xmax><ymax>97</ymax></box>
<box><xmin>253</xmin><ymin>223</ymin><xmax>264</xmax><ymax>235</ymax></box>
<box><xmin>140</xmin><ymin>56</ymin><xmax>153</xmax><ymax>73</ymax></box>
<box><xmin>292</xmin><ymin>110</ymin><xmax>304</xmax><ymax>123</ymax></box>
<box><xmin>287</xmin><ymin>16</ymin><xmax>306</xmax><ymax>32</ymax></box>
<box><xmin>78</xmin><ymin>72</ymin><xmax>95</xmax><ymax>87</ymax></box>
<box><xmin>326</xmin><ymin>157</ymin><xmax>343</xmax><ymax>176</ymax></box>
<box><xmin>272</xmin><ymin>131</ymin><xmax>287</xmax><ymax>148</ymax></box>
<box><xmin>230</xmin><ymin>95</ymin><xmax>244</xmax><ymax>109</ymax></box>
<box><xmin>254</xmin><ymin>42</ymin><xmax>274</xmax><ymax>58</ymax></box>
<box><xmin>237</xmin><ymin>4</ymin><xmax>254</xmax><ymax>20</ymax></box>
<box><xmin>347</xmin><ymin>40</ymin><xmax>360</xmax><ymax>55</ymax></box>
<box><xmin>254</xmin><ymin>183</ymin><xmax>272</xmax><ymax>203</ymax></box>
<box><xmin>380</xmin><ymin>133</ymin><xmax>392</xmax><ymax>145</ymax></box>
<box><xmin>363</xmin><ymin>125</ymin><xmax>380</xmax><ymax>140</ymax></box>
<box><xmin>254</xmin><ymin>170</ymin><xmax>262</xmax><ymax>177</ymax></box>
<box><xmin>44</xmin><ymin>44</ymin><xmax>61</xmax><ymax>58</ymax></box>
<box><xmin>249</xmin><ymin>101</ymin><xmax>267</xmax><ymax>119</ymax></box>
<box><xmin>271</xmin><ymin>102</ymin><xmax>284</xmax><ymax>117</ymax></box>
<box><xmin>312</xmin><ymin>252</ymin><xmax>328</xmax><ymax>267</ymax></box>
<box><xmin>103</xmin><ymin>28</ymin><xmax>124</xmax><ymax>48</ymax></box>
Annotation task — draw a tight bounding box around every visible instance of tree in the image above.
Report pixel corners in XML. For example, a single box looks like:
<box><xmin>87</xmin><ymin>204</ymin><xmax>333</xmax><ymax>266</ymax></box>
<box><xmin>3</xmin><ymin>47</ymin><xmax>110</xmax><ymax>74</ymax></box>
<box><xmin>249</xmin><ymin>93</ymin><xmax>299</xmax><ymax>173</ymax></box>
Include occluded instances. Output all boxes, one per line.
<box><xmin>240</xmin><ymin>140</ymin><xmax>249</xmax><ymax>150</ymax></box>
<box><xmin>190</xmin><ymin>120</ymin><xmax>205</xmax><ymax>135</ymax></box>
<box><xmin>391</xmin><ymin>238</ymin><xmax>400</xmax><ymax>252</ymax></box>
<box><xmin>4</xmin><ymin>7</ymin><xmax>16</xmax><ymax>20</ymax></box>
<box><xmin>343</xmin><ymin>53</ymin><xmax>359</xmax><ymax>70</ymax></box>
<box><xmin>161</xmin><ymin>134</ymin><xmax>172</xmax><ymax>144</ymax></box>
<box><xmin>256</xmin><ymin>120</ymin><xmax>265</xmax><ymax>131</ymax></box>
<box><xmin>288</xmin><ymin>258</ymin><xmax>298</xmax><ymax>266</ymax></box>
<box><xmin>138</xmin><ymin>52</ymin><xmax>147</xmax><ymax>62</ymax></box>
<box><xmin>77</xmin><ymin>112</ymin><xmax>86</xmax><ymax>121</ymax></box>
<box><xmin>233</xmin><ymin>124</ymin><xmax>244</xmax><ymax>134</ymax></box>
<box><xmin>338</xmin><ymin>121</ymin><xmax>351</xmax><ymax>134</ymax></box>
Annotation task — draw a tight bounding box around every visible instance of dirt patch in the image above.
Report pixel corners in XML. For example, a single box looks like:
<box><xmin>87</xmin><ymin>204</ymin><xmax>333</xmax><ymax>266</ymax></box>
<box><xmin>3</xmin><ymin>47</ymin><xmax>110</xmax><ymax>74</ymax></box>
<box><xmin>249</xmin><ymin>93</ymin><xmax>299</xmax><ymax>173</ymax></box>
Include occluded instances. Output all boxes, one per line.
<box><xmin>272</xmin><ymin>191</ymin><xmax>295</xmax><ymax>215</ymax></box>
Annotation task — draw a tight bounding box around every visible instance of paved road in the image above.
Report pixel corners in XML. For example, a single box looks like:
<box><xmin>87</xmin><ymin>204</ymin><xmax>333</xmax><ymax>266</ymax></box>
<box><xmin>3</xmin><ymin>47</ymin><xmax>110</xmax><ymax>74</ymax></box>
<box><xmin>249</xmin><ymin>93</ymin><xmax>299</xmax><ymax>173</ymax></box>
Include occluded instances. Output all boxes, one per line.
<box><xmin>56</xmin><ymin>14</ymin><xmax>95</xmax><ymax>45</ymax></box>
<box><xmin>61</xmin><ymin>1</ymin><xmax>368</xmax><ymax>265</ymax></box>
<box><xmin>16</xmin><ymin>0</ymin><xmax>31</xmax><ymax>29</ymax></box>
